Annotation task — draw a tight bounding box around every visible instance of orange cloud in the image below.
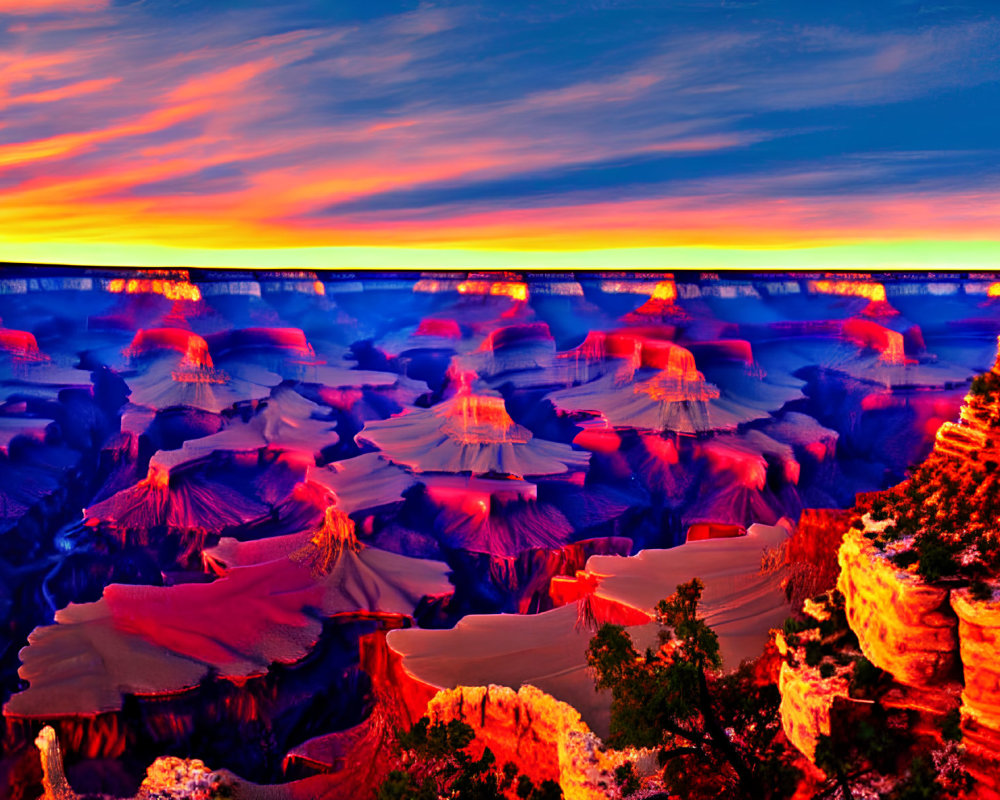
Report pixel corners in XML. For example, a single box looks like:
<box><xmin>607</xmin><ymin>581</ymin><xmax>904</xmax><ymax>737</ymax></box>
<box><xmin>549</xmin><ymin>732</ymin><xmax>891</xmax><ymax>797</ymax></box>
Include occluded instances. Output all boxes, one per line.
<box><xmin>516</xmin><ymin>72</ymin><xmax>660</xmax><ymax>112</ymax></box>
<box><xmin>0</xmin><ymin>101</ymin><xmax>210</xmax><ymax>168</ymax></box>
<box><xmin>5</xmin><ymin>169</ymin><xmax>1000</xmax><ymax>255</ymax></box>
<box><xmin>0</xmin><ymin>6</ymin><xmax>995</xmax><ymax>264</ymax></box>
<box><xmin>167</xmin><ymin>58</ymin><xmax>279</xmax><ymax>102</ymax></box>
<box><xmin>5</xmin><ymin>76</ymin><xmax>119</xmax><ymax>105</ymax></box>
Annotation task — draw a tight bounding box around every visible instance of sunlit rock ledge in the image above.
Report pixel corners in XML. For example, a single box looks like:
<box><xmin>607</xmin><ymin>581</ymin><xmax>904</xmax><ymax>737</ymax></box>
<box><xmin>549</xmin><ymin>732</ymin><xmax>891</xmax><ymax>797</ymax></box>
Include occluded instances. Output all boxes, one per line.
<box><xmin>790</xmin><ymin>526</ymin><xmax>1000</xmax><ymax>798</ymax></box>
<box><xmin>951</xmin><ymin>588</ymin><xmax>1000</xmax><ymax>799</ymax></box>
<box><xmin>837</xmin><ymin>527</ymin><xmax>960</xmax><ymax>686</ymax></box>
<box><xmin>31</xmin><ymin>682</ymin><xmax>653</xmax><ymax>800</ymax></box>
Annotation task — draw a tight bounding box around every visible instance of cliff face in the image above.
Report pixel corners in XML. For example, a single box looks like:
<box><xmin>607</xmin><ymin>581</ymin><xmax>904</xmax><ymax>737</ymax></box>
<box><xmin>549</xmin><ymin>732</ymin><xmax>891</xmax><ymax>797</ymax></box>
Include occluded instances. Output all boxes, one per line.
<box><xmin>837</xmin><ymin>529</ymin><xmax>959</xmax><ymax>686</ymax></box>
<box><xmin>777</xmin><ymin>659</ymin><xmax>847</xmax><ymax>761</ymax></box>
<box><xmin>831</xmin><ymin>529</ymin><xmax>1000</xmax><ymax>798</ymax></box>
<box><xmin>425</xmin><ymin>684</ymin><xmax>624</xmax><ymax>800</ymax></box>
<box><xmin>950</xmin><ymin>590</ymin><xmax>1000</xmax><ymax>798</ymax></box>
<box><xmin>775</xmin><ymin>624</ymin><xmax>852</xmax><ymax>763</ymax></box>
<box><xmin>359</xmin><ymin>629</ymin><xmax>438</xmax><ymax>728</ymax></box>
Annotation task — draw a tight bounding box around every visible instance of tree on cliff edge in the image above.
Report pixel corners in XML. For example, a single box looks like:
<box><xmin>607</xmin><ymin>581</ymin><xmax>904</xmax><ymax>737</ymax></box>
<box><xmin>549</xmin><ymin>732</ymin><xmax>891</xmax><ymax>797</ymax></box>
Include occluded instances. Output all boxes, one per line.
<box><xmin>587</xmin><ymin>578</ymin><xmax>798</xmax><ymax>799</ymax></box>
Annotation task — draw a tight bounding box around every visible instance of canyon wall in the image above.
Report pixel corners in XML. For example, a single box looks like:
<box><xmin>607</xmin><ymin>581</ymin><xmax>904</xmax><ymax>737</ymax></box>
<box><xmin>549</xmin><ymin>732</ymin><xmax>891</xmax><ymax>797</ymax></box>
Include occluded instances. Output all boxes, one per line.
<box><xmin>950</xmin><ymin>589</ymin><xmax>1000</xmax><ymax>799</ymax></box>
<box><xmin>785</xmin><ymin>508</ymin><xmax>851</xmax><ymax>601</ymax></box>
<box><xmin>837</xmin><ymin>529</ymin><xmax>959</xmax><ymax>685</ymax></box>
<box><xmin>779</xmin><ymin>528</ymin><xmax>1000</xmax><ymax>798</ymax></box>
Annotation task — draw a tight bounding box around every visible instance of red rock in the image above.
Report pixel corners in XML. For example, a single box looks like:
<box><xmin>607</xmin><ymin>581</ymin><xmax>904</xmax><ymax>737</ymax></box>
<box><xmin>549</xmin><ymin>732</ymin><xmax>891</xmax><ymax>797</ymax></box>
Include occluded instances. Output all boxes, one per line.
<box><xmin>685</xmin><ymin>522</ymin><xmax>745</xmax><ymax>542</ymax></box>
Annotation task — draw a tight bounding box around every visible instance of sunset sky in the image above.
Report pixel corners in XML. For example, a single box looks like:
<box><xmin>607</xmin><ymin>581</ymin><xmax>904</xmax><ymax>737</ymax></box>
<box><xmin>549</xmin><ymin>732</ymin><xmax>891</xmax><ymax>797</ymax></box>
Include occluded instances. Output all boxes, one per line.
<box><xmin>1</xmin><ymin>0</ymin><xmax>998</xmax><ymax>270</ymax></box>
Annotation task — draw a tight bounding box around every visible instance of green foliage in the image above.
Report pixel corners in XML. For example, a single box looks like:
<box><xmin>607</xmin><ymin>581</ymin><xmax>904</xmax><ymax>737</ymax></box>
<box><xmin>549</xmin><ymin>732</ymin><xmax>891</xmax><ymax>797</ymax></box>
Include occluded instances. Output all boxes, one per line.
<box><xmin>889</xmin><ymin>756</ymin><xmax>940</xmax><ymax>800</ymax></box>
<box><xmin>816</xmin><ymin>709</ymin><xmax>915</xmax><ymax>799</ymax></box>
<box><xmin>969</xmin><ymin>579</ymin><xmax>993</xmax><ymax>602</ymax></box>
<box><xmin>812</xmin><ymin>734</ymin><xmax>845</xmax><ymax>782</ymax></box>
<box><xmin>869</xmin><ymin>505</ymin><xmax>890</xmax><ymax>522</ymax></box>
<box><xmin>915</xmin><ymin>536</ymin><xmax>959</xmax><ymax>583</ymax></box>
<box><xmin>614</xmin><ymin>762</ymin><xmax>640</xmax><ymax>796</ymax></box>
<box><xmin>654</xmin><ymin>578</ymin><xmax>721</xmax><ymax>671</ymax></box>
<box><xmin>849</xmin><ymin>656</ymin><xmax>882</xmax><ymax>696</ymax></box>
<box><xmin>782</xmin><ymin>616</ymin><xmax>804</xmax><ymax>635</ymax></box>
<box><xmin>587</xmin><ymin>579</ymin><xmax>798</xmax><ymax>799</ymax></box>
<box><xmin>586</xmin><ymin>623</ymin><xmax>690</xmax><ymax>748</ymax></box>
<box><xmin>969</xmin><ymin>374</ymin><xmax>990</xmax><ymax>397</ymax></box>
<box><xmin>782</xmin><ymin>615</ymin><xmax>818</xmax><ymax>636</ymax></box>
<box><xmin>854</xmin><ymin>716</ymin><xmax>905</xmax><ymax>771</ymax></box>
<box><xmin>941</xmin><ymin>709</ymin><xmax>963</xmax><ymax>743</ymax></box>
<box><xmin>377</xmin><ymin>717</ymin><xmax>563</xmax><ymax>800</ymax></box>
<box><xmin>819</xmin><ymin>662</ymin><xmax>836</xmax><ymax>679</ymax></box>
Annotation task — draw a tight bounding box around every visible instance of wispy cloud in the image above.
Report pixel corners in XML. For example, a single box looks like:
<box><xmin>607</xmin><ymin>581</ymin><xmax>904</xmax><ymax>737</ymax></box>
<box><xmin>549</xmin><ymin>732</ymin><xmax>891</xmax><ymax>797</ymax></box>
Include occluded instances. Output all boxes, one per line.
<box><xmin>0</xmin><ymin>1</ymin><xmax>998</xmax><ymax>256</ymax></box>
<box><xmin>3</xmin><ymin>76</ymin><xmax>119</xmax><ymax>105</ymax></box>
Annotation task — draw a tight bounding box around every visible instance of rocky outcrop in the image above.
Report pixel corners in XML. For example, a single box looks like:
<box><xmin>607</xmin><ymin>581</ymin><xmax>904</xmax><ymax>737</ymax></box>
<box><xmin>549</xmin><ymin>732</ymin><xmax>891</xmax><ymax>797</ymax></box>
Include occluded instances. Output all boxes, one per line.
<box><xmin>950</xmin><ymin>588</ymin><xmax>1000</xmax><ymax>798</ymax></box>
<box><xmin>34</xmin><ymin>725</ymin><xmax>230</xmax><ymax>800</ymax></box>
<box><xmin>452</xmin><ymin>537</ymin><xmax>633</xmax><ymax>615</ymax></box>
<box><xmin>951</xmin><ymin>589</ymin><xmax>1000</xmax><ymax>732</ymax></box>
<box><xmin>425</xmin><ymin>684</ymin><xmax>627</xmax><ymax>800</ymax></box>
<box><xmin>837</xmin><ymin>529</ymin><xmax>959</xmax><ymax>686</ymax></box>
<box><xmin>817</xmin><ymin>530</ymin><xmax>1000</xmax><ymax>798</ymax></box>
<box><xmin>775</xmin><ymin>630</ymin><xmax>851</xmax><ymax>762</ymax></box>
<box><xmin>777</xmin><ymin>660</ymin><xmax>848</xmax><ymax>762</ymax></box>
<box><xmin>359</xmin><ymin>629</ymin><xmax>438</xmax><ymax>728</ymax></box>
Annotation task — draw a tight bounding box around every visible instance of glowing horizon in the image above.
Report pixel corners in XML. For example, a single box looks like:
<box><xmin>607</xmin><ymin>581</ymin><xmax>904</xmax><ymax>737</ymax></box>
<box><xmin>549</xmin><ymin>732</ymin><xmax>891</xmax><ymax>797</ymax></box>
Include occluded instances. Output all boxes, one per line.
<box><xmin>2</xmin><ymin>240</ymin><xmax>999</xmax><ymax>273</ymax></box>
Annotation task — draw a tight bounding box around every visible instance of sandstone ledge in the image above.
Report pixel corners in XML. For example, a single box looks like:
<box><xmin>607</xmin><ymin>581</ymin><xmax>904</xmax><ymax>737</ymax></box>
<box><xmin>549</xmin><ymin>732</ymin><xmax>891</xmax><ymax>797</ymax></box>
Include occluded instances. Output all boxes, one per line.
<box><xmin>837</xmin><ymin>529</ymin><xmax>959</xmax><ymax>686</ymax></box>
<box><xmin>777</xmin><ymin>659</ymin><xmax>850</xmax><ymax>762</ymax></box>
<box><xmin>950</xmin><ymin>588</ymin><xmax>1000</xmax><ymax>797</ymax></box>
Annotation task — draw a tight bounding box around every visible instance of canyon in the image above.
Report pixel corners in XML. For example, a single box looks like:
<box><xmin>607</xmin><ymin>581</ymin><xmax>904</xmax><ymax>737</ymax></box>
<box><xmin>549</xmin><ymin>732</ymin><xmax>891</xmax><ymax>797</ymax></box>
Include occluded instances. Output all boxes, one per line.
<box><xmin>0</xmin><ymin>271</ymin><xmax>997</xmax><ymax>799</ymax></box>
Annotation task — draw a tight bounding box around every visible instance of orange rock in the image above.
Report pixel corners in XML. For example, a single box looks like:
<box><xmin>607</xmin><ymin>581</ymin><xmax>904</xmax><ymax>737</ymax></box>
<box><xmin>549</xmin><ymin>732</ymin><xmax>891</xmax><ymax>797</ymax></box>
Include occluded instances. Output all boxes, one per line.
<box><xmin>950</xmin><ymin>588</ymin><xmax>1000</xmax><ymax>794</ymax></box>
<box><xmin>837</xmin><ymin>529</ymin><xmax>959</xmax><ymax>686</ymax></box>
<box><xmin>777</xmin><ymin>656</ymin><xmax>851</xmax><ymax>761</ymax></box>
<box><xmin>425</xmin><ymin>684</ymin><xmax>631</xmax><ymax>800</ymax></box>
<box><xmin>951</xmin><ymin>590</ymin><xmax>1000</xmax><ymax>731</ymax></box>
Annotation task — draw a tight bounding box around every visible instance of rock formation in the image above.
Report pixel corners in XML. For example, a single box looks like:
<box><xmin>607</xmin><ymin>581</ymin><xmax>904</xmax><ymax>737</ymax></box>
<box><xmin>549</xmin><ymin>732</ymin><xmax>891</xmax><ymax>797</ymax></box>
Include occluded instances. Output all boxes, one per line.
<box><xmin>424</xmin><ymin>684</ymin><xmax>628</xmax><ymax>800</ymax></box>
<box><xmin>951</xmin><ymin>589</ymin><xmax>1000</xmax><ymax>798</ymax></box>
<box><xmin>838</xmin><ymin>527</ymin><xmax>960</xmax><ymax>685</ymax></box>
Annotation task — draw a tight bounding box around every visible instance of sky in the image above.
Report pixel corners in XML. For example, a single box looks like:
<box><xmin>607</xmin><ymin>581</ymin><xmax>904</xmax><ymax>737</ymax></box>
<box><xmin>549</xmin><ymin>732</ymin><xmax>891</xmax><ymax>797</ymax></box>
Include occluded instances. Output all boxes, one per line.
<box><xmin>0</xmin><ymin>0</ymin><xmax>998</xmax><ymax>270</ymax></box>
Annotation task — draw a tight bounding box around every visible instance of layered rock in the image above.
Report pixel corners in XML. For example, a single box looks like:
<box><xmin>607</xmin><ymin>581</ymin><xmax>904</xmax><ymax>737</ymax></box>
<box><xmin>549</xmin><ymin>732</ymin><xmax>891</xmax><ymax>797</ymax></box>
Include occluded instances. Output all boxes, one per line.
<box><xmin>837</xmin><ymin>528</ymin><xmax>959</xmax><ymax>686</ymax></box>
<box><xmin>785</xmin><ymin>345</ymin><xmax>1000</xmax><ymax>795</ymax></box>
<box><xmin>775</xmin><ymin>629</ymin><xmax>851</xmax><ymax>762</ymax></box>
<box><xmin>950</xmin><ymin>588</ymin><xmax>1000</xmax><ymax>798</ymax></box>
<box><xmin>35</xmin><ymin>725</ymin><xmax>229</xmax><ymax>800</ymax></box>
<box><xmin>425</xmin><ymin>684</ymin><xmax>624</xmax><ymax>800</ymax></box>
<box><xmin>777</xmin><ymin>661</ymin><xmax>849</xmax><ymax>763</ymax></box>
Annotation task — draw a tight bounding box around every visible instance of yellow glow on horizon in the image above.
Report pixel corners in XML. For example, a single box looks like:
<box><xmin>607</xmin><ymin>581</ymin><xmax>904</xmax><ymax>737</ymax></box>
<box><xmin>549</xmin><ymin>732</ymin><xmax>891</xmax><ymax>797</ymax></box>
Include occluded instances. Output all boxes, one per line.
<box><xmin>810</xmin><ymin>279</ymin><xmax>886</xmax><ymax>302</ymax></box>
<box><xmin>2</xmin><ymin>238</ymin><xmax>999</xmax><ymax>272</ymax></box>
